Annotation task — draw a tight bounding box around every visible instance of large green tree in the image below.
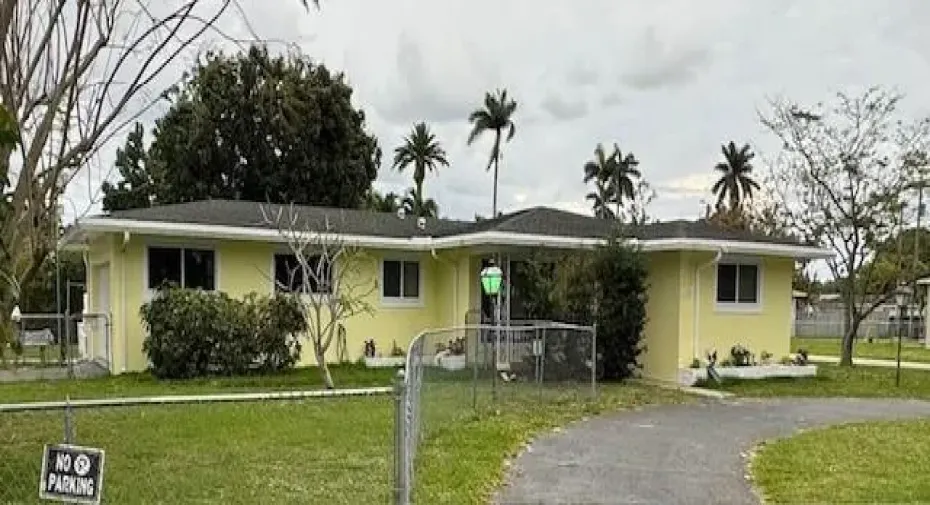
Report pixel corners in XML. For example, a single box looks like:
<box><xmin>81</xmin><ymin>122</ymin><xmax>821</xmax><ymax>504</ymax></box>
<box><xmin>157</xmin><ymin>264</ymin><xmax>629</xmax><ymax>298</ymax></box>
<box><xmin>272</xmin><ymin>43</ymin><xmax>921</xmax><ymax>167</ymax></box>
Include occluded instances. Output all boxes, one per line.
<box><xmin>467</xmin><ymin>89</ymin><xmax>517</xmax><ymax>217</ymax></box>
<box><xmin>103</xmin><ymin>46</ymin><xmax>381</xmax><ymax>210</ymax></box>
<box><xmin>101</xmin><ymin>123</ymin><xmax>153</xmax><ymax>211</ymax></box>
<box><xmin>712</xmin><ymin>141</ymin><xmax>760</xmax><ymax>210</ymax></box>
<box><xmin>392</xmin><ymin>122</ymin><xmax>448</xmax><ymax>208</ymax></box>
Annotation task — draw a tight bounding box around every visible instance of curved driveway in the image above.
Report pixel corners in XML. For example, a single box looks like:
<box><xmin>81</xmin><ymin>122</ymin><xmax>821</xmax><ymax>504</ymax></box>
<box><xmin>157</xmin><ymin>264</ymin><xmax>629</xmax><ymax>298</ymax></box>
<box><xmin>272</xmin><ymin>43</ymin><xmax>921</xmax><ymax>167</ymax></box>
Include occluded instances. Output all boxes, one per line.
<box><xmin>493</xmin><ymin>398</ymin><xmax>930</xmax><ymax>505</ymax></box>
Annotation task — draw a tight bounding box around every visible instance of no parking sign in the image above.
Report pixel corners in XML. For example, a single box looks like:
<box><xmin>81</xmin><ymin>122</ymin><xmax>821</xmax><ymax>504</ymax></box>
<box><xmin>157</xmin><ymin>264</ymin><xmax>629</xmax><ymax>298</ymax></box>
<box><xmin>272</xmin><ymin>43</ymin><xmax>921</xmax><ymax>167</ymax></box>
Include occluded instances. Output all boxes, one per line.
<box><xmin>39</xmin><ymin>444</ymin><xmax>105</xmax><ymax>504</ymax></box>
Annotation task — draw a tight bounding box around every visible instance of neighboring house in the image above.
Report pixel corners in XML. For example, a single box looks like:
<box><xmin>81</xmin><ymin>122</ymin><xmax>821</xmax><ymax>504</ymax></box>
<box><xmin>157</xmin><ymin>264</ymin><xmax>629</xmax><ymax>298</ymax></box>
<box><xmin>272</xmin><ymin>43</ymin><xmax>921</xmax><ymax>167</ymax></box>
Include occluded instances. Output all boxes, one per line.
<box><xmin>61</xmin><ymin>199</ymin><xmax>831</xmax><ymax>383</ymax></box>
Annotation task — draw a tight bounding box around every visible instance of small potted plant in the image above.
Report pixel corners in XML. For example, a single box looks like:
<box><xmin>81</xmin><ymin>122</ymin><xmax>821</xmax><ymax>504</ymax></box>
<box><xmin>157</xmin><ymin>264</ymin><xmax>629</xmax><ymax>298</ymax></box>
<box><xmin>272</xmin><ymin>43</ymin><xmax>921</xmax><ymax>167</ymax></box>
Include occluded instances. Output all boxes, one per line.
<box><xmin>362</xmin><ymin>339</ymin><xmax>405</xmax><ymax>368</ymax></box>
<box><xmin>435</xmin><ymin>336</ymin><xmax>467</xmax><ymax>371</ymax></box>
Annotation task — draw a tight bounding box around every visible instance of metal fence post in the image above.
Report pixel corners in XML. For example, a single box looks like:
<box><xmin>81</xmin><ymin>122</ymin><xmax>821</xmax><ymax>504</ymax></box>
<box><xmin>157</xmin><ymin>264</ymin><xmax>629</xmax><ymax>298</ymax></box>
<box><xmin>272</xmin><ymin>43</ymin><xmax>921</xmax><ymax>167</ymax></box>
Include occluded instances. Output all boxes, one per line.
<box><xmin>393</xmin><ymin>369</ymin><xmax>408</xmax><ymax>505</ymax></box>
<box><xmin>64</xmin><ymin>396</ymin><xmax>74</xmax><ymax>444</ymax></box>
<box><xmin>591</xmin><ymin>324</ymin><xmax>597</xmax><ymax>400</ymax></box>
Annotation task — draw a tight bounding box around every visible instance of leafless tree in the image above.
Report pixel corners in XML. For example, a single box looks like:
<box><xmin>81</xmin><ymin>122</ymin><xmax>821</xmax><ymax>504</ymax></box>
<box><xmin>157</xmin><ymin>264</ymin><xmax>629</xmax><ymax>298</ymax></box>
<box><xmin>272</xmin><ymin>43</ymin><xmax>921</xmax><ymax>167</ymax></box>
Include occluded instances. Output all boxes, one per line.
<box><xmin>0</xmin><ymin>0</ymin><xmax>237</xmax><ymax>339</ymax></box>
<box><xmin>760</xmin><ymin>86</ymin><xmax>930</xmax><ymax>365</ymax></box>
<box><xmin>621</xmin><ymin>179</ymin><xmax>656</xmax><ymax>226</ymax></box>
<box><xmin>261</xmin><ymin>203</ymin><xmax>376</xmax><ymax>388</ymax></box>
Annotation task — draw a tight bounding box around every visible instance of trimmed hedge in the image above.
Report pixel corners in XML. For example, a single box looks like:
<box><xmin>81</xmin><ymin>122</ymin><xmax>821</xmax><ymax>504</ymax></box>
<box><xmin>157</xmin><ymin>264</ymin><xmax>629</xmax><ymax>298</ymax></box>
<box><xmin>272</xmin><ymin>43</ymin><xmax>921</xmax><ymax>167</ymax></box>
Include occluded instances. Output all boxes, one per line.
<box><xmin>140</xmin><ymin>287</ymin><xmax>306</xmax><ymax>379</ymax></box>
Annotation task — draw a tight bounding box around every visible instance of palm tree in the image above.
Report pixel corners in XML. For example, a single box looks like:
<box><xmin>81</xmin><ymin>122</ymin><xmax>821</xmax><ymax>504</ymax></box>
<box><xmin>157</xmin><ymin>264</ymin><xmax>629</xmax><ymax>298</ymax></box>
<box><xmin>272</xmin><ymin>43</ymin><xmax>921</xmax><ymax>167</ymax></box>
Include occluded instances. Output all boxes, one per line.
<box><xmin>401</xmin><ymin>187</ymin><xmax>438</xmax><ymax>218</ymax></box>
<box><xmin>583</xmin><ymin>144</ymin><xmax>616</xmax><ymax>219</ymax></box>
<box><xmin>609</xmin><ymin>144</ymin><xmax>641</xmax><ymax>218</ymax></box>
<box><xmin>712</xmin><ymin>141</ymin><xmax>760</xmax><ymax>210</ymax></box>
<box><xmin>392</xmin><ymin>122</ymin><xmax>449</xmax><ymax>205</ymax></box>
<box><xmin>364</xmin><ymin>189</ymin><xmax>401</xmax><ymax>212</ymax></box>
<box><xmin>467</xmin><ymin>89</ymin><xmax>517</xmax><ymax>217</ymax></box>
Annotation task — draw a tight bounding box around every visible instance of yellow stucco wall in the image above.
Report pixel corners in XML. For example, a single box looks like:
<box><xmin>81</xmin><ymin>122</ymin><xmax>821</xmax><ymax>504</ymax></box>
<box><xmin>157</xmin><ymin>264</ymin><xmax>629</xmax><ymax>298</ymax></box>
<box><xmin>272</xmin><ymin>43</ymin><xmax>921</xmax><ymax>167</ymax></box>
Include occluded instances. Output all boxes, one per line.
<box><xmin>639</xmin><ymin>251</ymin><xmax>795</xmax><ymax>383</ymax></box>
<box><xmin>85</xmin><ymin>233</ymin><xmax>480</xmax><ymax>373</ymax></box>
<box><xmin>640</xmin><ymin>252</ymin><xmax>683</xmax><ymax>382</ymax></box>
<box><xmin>84</xmin><ymin>231</ymin><xmax>794</xmax><ymax>379</ymax></box>
<box><xmin>691</xmin><ymin>253</ymin><xmax>794</xmax><ymax>366</ymax></box>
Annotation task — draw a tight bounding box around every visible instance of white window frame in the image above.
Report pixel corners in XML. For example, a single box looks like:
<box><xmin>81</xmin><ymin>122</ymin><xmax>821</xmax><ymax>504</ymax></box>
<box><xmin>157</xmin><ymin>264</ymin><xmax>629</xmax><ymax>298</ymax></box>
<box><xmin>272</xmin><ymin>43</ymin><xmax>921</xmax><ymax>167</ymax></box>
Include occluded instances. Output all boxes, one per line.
<box><xmin>714</xmin><ymin>256</ymin><xmax>762</xmax><ymax>313</ymax></box>
<box><xmin>144</xmin><ymin>243</ymin><xmax>219</xmax><ymax>299</ymax></box>
<box><xmin>380</xmin><ymin>257</ymin><xmax>423</xmax><ymax>307</ymax></box>
<box><xmin>270</xmin><ymin>251</ymin><xmax>335</xmax><ymax>297</ymax></box>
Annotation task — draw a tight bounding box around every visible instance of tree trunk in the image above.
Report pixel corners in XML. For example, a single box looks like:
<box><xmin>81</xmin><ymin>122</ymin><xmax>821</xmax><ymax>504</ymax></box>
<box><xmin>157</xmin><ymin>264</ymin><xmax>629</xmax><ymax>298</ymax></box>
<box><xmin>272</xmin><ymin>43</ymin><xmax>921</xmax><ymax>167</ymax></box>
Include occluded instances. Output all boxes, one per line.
<box><xmin>839</xmin><ymin>307</ymin><xmax>859</xmax><ymax>366</ymax></box>
<box><xmin>316</xmin><ymin>348</ymin><xmax>334</xmax><ymax>389</ymax></box>
<box><xmin>492</xmin><ymin>155</ymin><xmax>499</xmax><ymax>218</ymax></box>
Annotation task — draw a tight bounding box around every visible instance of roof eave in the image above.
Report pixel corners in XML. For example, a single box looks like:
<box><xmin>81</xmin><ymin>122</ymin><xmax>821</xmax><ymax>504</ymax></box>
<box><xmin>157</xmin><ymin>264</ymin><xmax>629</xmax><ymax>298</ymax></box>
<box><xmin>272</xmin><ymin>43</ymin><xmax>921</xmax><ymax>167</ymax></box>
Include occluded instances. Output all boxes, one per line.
<box><xmin>74</xmin><ymin>217</ymin><xmax>834</xmax><ymax>259</ymax></box>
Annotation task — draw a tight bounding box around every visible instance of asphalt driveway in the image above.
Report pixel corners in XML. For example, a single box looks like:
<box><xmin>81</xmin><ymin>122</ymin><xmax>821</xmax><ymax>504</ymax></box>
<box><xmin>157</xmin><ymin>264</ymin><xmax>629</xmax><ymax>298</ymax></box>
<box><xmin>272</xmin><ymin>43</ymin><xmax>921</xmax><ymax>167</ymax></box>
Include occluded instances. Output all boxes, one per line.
<box><xmin>493</xmin><ymin>398</ymin><xmax>930</xmax><ymax>505</ymax></box>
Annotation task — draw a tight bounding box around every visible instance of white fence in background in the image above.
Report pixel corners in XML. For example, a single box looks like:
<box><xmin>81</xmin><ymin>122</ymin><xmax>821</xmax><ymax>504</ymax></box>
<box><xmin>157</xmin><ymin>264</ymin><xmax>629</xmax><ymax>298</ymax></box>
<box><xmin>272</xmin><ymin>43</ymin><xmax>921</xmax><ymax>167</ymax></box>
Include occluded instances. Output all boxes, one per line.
<box><xmin>793</xmin><ymin>319</ymin><xmax>925</xmax><ymax>340</ymax></box>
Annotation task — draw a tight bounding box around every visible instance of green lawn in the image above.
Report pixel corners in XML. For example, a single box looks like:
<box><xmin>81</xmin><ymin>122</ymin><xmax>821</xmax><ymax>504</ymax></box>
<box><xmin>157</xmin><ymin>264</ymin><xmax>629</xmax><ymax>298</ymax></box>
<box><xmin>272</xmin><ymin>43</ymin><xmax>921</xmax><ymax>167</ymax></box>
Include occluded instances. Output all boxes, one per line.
<box><xmin>0</xmin><ymin>364</ymin><xmax>396</xmax><ymax>404</ymax></box>
<box><xmin>792</xmin><ymin>336</ymin><xmax>930</xmax><ymax>363</ymax></box>
<box><xmin>702</xmin><ymin>364</ymin><xmax>930</xmax><ymax>400</ymax></box>
<box><xmin>0</xmin><ymin>368</ymin><xmax>685</xmax><ymax>504</ymax></box>
<box><xmin>752</xmin><ymin>419</ymin><xmax>930</xmax><ymax>503</ymax></box>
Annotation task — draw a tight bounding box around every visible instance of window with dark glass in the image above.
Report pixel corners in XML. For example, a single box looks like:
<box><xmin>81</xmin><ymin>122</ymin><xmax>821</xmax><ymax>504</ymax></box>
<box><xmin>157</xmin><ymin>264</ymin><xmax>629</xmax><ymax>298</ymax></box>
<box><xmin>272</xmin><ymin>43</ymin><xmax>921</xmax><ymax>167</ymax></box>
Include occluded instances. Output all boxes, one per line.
<box><xmin>716</xmin><ymin>262</ymin><xmax>758</xmax><ymax>304</ymax></box>
<box><xmin>147</xmin><ymin>247</ymin><xmax>214</xmax><ymax>290</ymax></box>
<box><xmin>274</xmin><ymin>254</ymin><xmax>331</xmax><ymax>294</ymax></box>
<box><xmin>383</xmin><ymin>260</ymin><xmax>420</xmax><ymax>300</ymax></box>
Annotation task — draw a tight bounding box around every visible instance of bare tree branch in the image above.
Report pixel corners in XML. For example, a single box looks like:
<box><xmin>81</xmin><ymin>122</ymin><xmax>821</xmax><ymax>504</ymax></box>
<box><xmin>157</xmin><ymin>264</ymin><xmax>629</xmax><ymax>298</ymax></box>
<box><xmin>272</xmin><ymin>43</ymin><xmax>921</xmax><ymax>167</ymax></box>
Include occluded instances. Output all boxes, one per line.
<box><xmin>260</xmin><ymin>203</ymin><xmax>377</xmax><ymax>388</ymax></box>
<box><xmin>760</xmin><ymin>86</ymin><xmax>930</xmax><ymax>365</ymax></box>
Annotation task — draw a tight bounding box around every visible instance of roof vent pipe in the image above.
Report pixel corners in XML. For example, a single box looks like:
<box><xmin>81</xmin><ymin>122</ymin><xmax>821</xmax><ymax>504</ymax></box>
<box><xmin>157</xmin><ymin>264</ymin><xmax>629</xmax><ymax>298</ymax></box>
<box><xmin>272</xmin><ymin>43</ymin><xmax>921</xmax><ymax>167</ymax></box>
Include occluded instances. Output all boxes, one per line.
<box><xmin>397</xmin><ymin>208</ymin><xmax>405</xmax><ymax>220</ymax></box>
<box><xmin>416</xmin><ymin>217</ymin><xmax>426</xmax><ymax>230</ymax></box>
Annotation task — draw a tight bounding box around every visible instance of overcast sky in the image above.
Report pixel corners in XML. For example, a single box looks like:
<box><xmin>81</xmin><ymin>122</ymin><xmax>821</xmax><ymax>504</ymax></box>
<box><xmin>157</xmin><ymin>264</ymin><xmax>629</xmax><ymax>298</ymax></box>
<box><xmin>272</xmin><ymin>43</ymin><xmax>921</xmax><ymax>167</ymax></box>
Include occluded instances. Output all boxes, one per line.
<box><xmin>64</xmin><ymin>0</ymin><xmax>930</xmax><ymax>226</ymax></box>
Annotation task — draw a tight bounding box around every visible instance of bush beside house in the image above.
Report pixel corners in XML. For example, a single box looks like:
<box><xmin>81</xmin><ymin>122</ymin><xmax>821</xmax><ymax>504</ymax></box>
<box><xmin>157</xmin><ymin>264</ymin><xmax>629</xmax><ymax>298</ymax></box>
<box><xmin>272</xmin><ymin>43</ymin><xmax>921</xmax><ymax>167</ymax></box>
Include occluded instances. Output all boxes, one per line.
<box><xmin>140</xmin><ymin>287</ymin><xmax>306</xmax><ymax>379</ymax></box>
<box><xmin>514</xmin><ymin>235</ymin><xmax>649</xmax><ymax>381</ymax></box>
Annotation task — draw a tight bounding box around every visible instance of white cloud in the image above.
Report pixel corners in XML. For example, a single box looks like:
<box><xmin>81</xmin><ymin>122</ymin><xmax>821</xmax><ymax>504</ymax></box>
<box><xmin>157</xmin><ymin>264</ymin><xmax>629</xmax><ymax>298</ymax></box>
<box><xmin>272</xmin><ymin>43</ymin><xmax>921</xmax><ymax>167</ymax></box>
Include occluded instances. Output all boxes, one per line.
<box><xmin>64</xmin><ymin>0</ymin><xmax>930</xmax><ymax>234</ymax></box>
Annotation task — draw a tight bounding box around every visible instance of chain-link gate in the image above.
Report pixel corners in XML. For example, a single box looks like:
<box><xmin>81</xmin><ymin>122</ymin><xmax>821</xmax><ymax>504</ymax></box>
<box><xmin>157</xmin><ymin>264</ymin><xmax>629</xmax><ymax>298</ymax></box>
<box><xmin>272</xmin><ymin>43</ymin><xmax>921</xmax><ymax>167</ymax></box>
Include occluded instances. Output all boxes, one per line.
<box><xmin>393</xmin><ymin>321</ymin><xmax>596</xmax><ymax>505</ymax></box>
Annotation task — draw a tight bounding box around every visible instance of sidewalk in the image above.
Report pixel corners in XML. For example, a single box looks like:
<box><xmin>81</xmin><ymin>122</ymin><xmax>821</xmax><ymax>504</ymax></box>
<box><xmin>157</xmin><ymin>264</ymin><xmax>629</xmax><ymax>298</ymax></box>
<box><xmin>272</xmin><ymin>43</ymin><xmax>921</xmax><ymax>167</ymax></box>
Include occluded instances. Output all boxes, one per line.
<box><xmin>809</xmin><ymin>355</ymin><xmax>930</xmax><ymax>371</ymax></box>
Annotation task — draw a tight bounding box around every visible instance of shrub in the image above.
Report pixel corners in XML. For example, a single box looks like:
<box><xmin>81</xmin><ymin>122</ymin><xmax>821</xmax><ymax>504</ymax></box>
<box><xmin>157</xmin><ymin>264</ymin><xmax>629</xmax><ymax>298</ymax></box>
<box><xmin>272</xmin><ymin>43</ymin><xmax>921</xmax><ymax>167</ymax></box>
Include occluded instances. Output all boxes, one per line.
<box><xmin>512</xmin><ymin>235</ymin><xmax>648</xmax><ymax>382</ymax></box>
<box><xmin>729</xmin><ymin>344</ymin><xmax>753</xmax><ymax>367</ymax></box>
<box><xmin>592</xmin><ymin>238</ymin><xmax>648</xmax><ymax>381</ymax></box>
<box><xmin>140</xmin><ymin>287</ymin><xmax>305</xmax><ymax>379</ymax></box>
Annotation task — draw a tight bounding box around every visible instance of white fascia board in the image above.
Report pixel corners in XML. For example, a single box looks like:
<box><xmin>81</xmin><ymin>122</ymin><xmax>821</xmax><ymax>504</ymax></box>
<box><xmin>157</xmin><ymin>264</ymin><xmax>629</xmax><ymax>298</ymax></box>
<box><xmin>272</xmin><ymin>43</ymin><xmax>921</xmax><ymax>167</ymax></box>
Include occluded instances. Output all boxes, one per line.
<box><xmin>78</xmin><ymin>218</ymin><xmax>431</xmax><ymax>251</ymax></box>
<box><xmin>639</xmin><ymin>238</ymin><xmax>833</xmax><ymax>259</ymax></box>
<box><xmin>75</xmin><ymin>218</ymin><xmax>834</xmax><ymax>259</ymax></box>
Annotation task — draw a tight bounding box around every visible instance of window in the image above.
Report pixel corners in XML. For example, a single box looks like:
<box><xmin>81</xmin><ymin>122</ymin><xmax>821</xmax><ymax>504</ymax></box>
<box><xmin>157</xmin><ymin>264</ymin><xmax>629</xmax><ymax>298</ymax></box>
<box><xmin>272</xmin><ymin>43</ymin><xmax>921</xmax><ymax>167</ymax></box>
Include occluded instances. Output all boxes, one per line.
<box><xmin>382</xmin><ymin>260</ymin><xmax>420</xmax><ymax>301</ymax></box>
<box><xmin>148</xmin><ymin>247</ymin><xmax>215</xmax><ymax>290</ymax></box>
<box><xmin>274</xmin><ymin>253</ymin><xmax>332</xmax><ymax>294</ymax></box>
<box><xmin>716</xmin><ymin>262</ymin><xmax>759</xmax><ymax>306</ymax></box>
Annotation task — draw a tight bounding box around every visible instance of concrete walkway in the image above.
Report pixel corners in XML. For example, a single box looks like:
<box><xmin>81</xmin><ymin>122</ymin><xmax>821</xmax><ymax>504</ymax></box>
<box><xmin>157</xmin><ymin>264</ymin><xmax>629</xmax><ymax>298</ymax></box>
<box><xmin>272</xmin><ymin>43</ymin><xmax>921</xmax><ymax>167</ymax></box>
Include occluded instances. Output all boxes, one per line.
<box><xmin>809</xmin><ymin>354</ymin><xmax>930</xmax><ymax>370</ymax></box>
<box><xmin>493</xmin><ymin>398</ymin><xmax>930</xmax><ymax>505</ymax></box>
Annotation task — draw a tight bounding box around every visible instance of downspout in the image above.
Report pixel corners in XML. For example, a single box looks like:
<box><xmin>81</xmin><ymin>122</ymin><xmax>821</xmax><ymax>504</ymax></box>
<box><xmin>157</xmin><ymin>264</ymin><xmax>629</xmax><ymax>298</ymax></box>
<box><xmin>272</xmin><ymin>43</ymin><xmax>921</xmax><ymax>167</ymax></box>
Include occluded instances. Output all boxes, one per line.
<box><xmin>431</xmin><ymin>249</ymin><xmax>458</xmax><ymax>326</ymax></box>
<box><xmin>693</xmin><ymin>247</ymin><xmax>725</xmax><ymax>361</ymax></box>
<box><xmin>121</xmin><ymin>231</ymin><xmax>130</xmax><ymax>373</ymax></box>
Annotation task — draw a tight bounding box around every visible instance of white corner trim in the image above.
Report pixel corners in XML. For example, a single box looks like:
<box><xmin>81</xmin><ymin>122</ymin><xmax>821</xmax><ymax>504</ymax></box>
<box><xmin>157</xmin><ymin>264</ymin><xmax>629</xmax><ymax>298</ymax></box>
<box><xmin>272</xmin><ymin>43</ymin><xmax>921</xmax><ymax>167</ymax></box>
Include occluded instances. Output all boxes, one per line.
<box><xmin>74</xmin><ymin>217</ymin><xmax>835</xmax><ymax>260</ymax></box>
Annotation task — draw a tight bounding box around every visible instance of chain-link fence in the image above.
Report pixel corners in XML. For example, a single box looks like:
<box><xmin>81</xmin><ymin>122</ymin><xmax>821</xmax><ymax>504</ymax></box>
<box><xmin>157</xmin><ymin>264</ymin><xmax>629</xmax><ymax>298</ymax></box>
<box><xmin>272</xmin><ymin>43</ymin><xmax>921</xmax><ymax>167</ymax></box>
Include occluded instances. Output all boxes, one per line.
<box><xmin>1</xmin><ymin>313</ymin><xmax>110</xmax><ymax>379</ymax></box>
<box><xmin>794</xmin><ymin>319</ymin><xmax>925</xmax><ymax>340</ymax></box>
<box><xmin>394</xmin><ymin>321</ymin><xmax>596</xmax><ymax>505</ymax></box>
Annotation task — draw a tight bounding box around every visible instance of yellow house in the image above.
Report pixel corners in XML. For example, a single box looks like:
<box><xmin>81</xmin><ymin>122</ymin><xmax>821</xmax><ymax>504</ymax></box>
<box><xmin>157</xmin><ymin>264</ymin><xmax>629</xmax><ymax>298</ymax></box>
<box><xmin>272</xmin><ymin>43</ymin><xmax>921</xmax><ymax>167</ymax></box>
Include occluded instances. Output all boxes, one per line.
<box><xmin>61</xmin><ymin>200</ymin><xmax>831</xmax><ymax>383</ymax></box>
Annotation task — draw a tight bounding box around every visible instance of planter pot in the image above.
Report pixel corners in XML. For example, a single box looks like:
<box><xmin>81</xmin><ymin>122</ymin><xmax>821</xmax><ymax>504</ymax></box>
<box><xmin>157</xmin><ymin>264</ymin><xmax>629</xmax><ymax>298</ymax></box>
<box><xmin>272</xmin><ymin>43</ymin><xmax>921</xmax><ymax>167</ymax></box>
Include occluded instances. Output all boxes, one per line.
<box><xmin>679</xmin><ymin>364</ymin><xmax>818</xmax><ymax>386</ymax></box>
<box><xmin>363</xmin><ymin>356</ymin><xmax>405</xmax><ymax>368</ymax></box>
<box><xmin>436</xmin><ymin>354</ymin><xmax>467</xmax><ymax>371</ymax></box>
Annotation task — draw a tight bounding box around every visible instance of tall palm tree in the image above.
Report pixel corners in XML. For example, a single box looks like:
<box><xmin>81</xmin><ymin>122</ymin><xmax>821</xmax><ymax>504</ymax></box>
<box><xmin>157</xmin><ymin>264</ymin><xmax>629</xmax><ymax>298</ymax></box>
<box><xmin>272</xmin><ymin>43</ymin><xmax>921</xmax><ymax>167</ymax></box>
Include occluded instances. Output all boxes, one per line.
<box><xmin>584</xmin><ymin>144</ymin><xmax>616</xmax><ymax>219</ymax></box>
<box><xmin>712</xmin><ymin>141</ymin><xmax>760</xmax><ymax>210</ymax></box>
<box><xmin>609</xmin><ymin>144</ymin><xmax>641</xmax><ymax>218</ymax></box>
<box><xmin>401</xmin><ymin>187</ymin><xmax>438</xmax><ymax>218</ymax></box>
<box><xmin>392</xmin><ymin>122</ymin><xmax>449</xmax><ymax>204</ymax></box>
<box><xmin>467</xmin><ymin>89</ymin><xmax>518</xmax><ymax>217</ymax></box>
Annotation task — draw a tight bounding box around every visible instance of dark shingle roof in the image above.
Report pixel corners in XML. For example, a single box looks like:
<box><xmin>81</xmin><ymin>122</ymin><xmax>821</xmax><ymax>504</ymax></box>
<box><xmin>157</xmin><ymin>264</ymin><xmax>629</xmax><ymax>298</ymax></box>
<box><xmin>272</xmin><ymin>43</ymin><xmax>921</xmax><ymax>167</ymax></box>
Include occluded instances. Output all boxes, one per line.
<box><xmin>95</xmin><ymin>199</ymin><xmax>810</xmax><ymax>247</ymax></box>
